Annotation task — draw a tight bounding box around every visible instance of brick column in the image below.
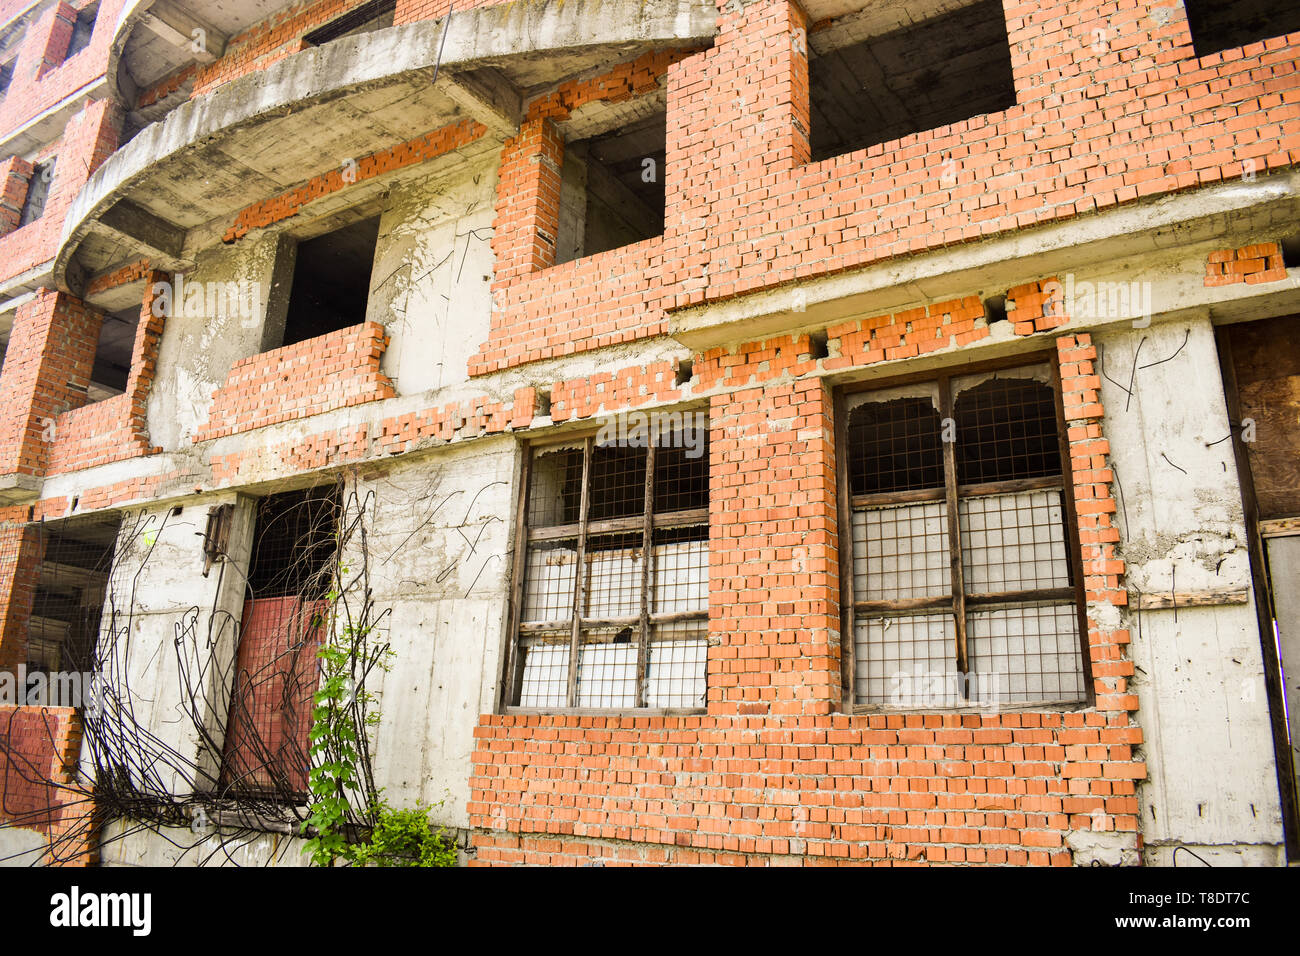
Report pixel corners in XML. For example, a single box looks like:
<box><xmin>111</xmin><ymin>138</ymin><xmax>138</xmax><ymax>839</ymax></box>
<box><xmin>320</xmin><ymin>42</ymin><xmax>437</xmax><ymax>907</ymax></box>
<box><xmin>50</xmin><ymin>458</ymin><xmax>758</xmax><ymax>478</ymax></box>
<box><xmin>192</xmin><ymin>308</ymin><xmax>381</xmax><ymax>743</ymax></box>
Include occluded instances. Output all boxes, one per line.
<box><xmin>1057</xmin><ymin>333</ymin><xmax>1139</xmax><ymax>716</ymax></box>
<box><xmin>123</xmin><ymin>271</ymin><xmax>172</xmax><ymax>442</ymax></box>
<box><xmin>708</xmin><ymin>376</ymin><xmax>840</xmax><ymax>716</ymax></box>
<box><xmin>491</xmin><ymin>118</ymin><xmax>563</xmax><ymax>283</ymax></box>
<box><xmin>663</xmin><ymin>0</ymin><xmax>809</xmax><ymax>308</ymax></box>
<box><xmin>0</xmin><ymin>290</ymin><xmax>103</xmax><ymax>479</ymax></box>
<box><xmin>0</xmin><ymin>157</ymin><xmax>34</xmax><ymax>235</ymax></box>
<box><xmin>31</xmin><ymin>2</ymin><xmax>77</xmax><ymax>80</ymax></box>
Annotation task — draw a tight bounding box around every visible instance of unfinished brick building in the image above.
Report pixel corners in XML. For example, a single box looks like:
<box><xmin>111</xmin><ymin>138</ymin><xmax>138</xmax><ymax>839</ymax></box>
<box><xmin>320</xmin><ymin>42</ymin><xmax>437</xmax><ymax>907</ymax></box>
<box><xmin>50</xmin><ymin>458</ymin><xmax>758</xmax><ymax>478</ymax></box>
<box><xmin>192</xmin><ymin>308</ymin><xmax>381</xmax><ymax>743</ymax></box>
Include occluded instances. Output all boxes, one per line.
<box><xmin>0</xmin><ymin>0</ymin><xmax>1298</xmax><ymax>867</ymax></box>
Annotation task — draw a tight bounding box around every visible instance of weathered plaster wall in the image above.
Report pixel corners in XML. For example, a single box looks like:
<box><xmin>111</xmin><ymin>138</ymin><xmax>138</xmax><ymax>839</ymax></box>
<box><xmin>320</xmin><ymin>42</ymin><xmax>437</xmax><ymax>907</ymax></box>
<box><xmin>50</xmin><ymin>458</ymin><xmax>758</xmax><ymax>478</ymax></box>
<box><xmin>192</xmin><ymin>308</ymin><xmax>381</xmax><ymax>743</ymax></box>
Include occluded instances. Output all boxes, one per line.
<box><xmin>341</xmin><ymin>436</ymin><xmax>516</xmax><ymax>830</ymax></box>
<box><xmin>99</xmin><ymin>820</ymin><xmax>312</xmax><ymax>867</ymax></box>
<box><xmin>85</xmin><ymin>493</ymin><xmax>256</xmax><ymax>798</ymax></box>
<box><xmin>1095</xmin><ymin>317</ymin><xmax>1286</xmax><ymax>865</ymax></box>
<box><xmin>367</xmin><ymin>161</ymin><xmax>498</xmax><ymax>395</ymax></box>
<box><xmin>147</xmin><ymin>236</ymin><xmax>284</xmax><ymax>449</ymax></box>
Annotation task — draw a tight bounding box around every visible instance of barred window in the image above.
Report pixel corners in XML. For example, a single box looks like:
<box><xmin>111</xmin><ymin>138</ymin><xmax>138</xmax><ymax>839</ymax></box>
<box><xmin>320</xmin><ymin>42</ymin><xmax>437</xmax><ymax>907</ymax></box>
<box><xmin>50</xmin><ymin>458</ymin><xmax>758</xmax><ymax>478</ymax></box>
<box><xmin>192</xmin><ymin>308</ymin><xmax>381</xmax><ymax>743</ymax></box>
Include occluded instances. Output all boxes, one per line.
<box><xmin>504</xmin><ymin>419</ymin><xmax>709</xmax><ymax>712</ymax></box>
<box><xmin>839</xmin><ymin>360</ymin><xmax>1090</xmax><ymax>710</ymax></box>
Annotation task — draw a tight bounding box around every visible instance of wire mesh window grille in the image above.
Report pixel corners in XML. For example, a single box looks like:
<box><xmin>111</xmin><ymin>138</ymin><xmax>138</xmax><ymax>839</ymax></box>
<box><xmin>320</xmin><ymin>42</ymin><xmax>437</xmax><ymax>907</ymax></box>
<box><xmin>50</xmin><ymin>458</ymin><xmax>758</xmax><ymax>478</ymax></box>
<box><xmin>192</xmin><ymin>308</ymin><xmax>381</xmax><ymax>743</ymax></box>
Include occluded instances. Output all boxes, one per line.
<box><xmin>508</xmin><ymin>421</ymin><xmax>710</xmax><ymax>711</ymax></box>
<box><xmin>221</xmin><ymin>486</ymin><xmax>340</xmax><ymax>797</ymax></box>
<box><xmin>26</xmin><ymin>514</ymin><xmax>122</xmax><ymax>679</ymax></box>
<box><xmin>842</xmin><ymin>363</ymin><xmax>1089</xmax><ymax>710</ymax></box>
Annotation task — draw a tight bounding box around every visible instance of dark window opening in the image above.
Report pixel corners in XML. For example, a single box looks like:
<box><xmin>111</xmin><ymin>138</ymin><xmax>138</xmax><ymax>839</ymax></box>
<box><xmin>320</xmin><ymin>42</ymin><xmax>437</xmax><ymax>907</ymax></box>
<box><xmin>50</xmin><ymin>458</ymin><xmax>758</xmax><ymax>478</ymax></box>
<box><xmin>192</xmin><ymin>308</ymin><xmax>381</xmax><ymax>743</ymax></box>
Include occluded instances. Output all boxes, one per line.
<box><xmin>1281</xmin><ymin>234</ymin><xmax>1300</xmax><ymax>269</ymax></box>
<box><xmin>674</xmin><ymin>359</ymin><xmax>694</xmax><ymax>386</ymax></box>
<box><xmin>953</xmin><ymin>376</ymin><xmax>1060</xmax><ymax>484</ymax></box>
<box><xmin>27</xmin><ymin>514</ymin><xmax>121</xmax><ymax>682</ymax></box>
<box><xmin>983</xmin><ymin>294</ymin><xmax>1008</xmax><ymax>324</ymax></box>
<box><xmin>303</xmin><ymin>0</ymin><xmax>396</xmax><ymax>45</ymax></box>
<box><xmin>554</xmin><ymin>108</ymin><xmax>666</xmax><ymax>264</ymax></box>
<box><xmin>847</xmin><ymin>396</ymin><xmax>944</xmax><ymax>495</ymax></box>
<box><xmin>66</xmin><ymin>3</ymin><xmax>98</xmax><ymax>60</ymax></box>
<box><xmin>18</xmin><ymin>159</ymin><xmax>54</xmax><ymax>227</ymax></box>
<box><xmin>87</xmin><ymin>305</ymin><xmax>138</xmax><ymax>403</ymax></box>
<box><xmin>809</xmin><ymin>332</ymin><xmax>830</xmax><ymax>360</ymax></box>
<box><xmin>808</xmin><ymin>0</ymin><xmax>1016</xmax><ymax>163</ymax></box>
<box><xmin>245</xmin><ymin>487</ymin><xmax>340</xmax><ymax>600</ymax></box>
<box><xmin>281</xmin><ymin>215</ymin><xmax>380</xmax><ymax>348</ymax></box>
<box><xmin>1183</xmin><ymin>0</ymin><xmax>1300</xmax><ymax>58</ymax></box>
<box><xmin>0</xmin><ymin>61</ymin><xmax>13</xmax><ymax>98</ymax></box>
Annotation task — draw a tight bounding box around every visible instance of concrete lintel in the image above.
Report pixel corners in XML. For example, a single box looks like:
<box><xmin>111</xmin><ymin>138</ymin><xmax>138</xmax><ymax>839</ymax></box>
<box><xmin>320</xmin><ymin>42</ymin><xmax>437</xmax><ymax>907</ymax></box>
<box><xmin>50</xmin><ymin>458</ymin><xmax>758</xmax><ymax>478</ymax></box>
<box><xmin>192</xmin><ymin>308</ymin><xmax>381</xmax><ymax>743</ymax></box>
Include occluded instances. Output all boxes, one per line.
<box><xmin>669</xmin><ymin>171</ymin><xmax>1300</xmax><ymax>350</ymax></box>
<box><xmin>0</xmin><ymin>473</ymin><xmax>43</xmax><ymax>505</ymax></box>
<box><xmin>91</xmin><ymin>200</ymin><xmax>189</xmax><ymax>269</ymax></box>
<box><xmin>436</xmin><ymin>68</ymin><xmax>521</xmax><ymax>137</ymax></box>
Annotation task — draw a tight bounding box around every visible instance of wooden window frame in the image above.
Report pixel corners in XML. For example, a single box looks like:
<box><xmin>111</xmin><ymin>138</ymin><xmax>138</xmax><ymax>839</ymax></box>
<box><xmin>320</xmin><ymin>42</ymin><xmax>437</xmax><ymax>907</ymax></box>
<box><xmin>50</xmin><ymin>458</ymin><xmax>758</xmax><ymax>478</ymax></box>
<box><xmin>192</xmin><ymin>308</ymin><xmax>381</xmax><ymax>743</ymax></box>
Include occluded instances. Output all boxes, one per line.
<box><xmin>499</xmin><ymin>425</ymin><xmax>710</xmax><ymax>716</ymax></box>
<box><xmin>835</xmin><ymin>351</ymin><xmax>1093</xmax><ymax>713</ymax></box>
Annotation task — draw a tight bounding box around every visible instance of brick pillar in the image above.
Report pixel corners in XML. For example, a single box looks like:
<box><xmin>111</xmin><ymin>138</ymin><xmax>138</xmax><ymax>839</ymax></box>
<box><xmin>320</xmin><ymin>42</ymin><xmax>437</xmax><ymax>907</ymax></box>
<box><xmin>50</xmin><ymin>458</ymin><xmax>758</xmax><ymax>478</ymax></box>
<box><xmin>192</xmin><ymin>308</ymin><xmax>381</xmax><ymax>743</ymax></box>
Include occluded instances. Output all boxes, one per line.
<box><xmin>491</xmin><ymin>118</ymin><xmax>563</xmax><ymax>283</ymax></box>
<box><xmin>0</xmin><ymin>506</ymin><xmax>43</xmax><ymax>675</ymax></box>
<box><xmin>0</xmin><ymin>289</ymin><xmax>103</xmax><ymax>479</ymax></box>
<box><xmin>662</xmin><ymin>0</ymin><xmax>809</xmax><ymax>307</ymax></box>
<box><xmin>1056</xmin><ymin>333</ymin><xmax>1137</xmax><ymax>716</ymax></box>
<box><xmin>32</xmin><ymin>2</ymin><xmax>77</xmax><ymax>80</ymax></box>
<box><xmin>708</xmin><ymin>377</ymin><xmax>840</xmax><ymax>716</ymax></box>
<box><xmin>123</xmin><ymin>271</ymin><xmax>171</xmax><ymax>445</ymax></box>
<box><xmin>0</xmin><ymin>157</ymin><xmax>34</xmax><ymax>235</ymax></box>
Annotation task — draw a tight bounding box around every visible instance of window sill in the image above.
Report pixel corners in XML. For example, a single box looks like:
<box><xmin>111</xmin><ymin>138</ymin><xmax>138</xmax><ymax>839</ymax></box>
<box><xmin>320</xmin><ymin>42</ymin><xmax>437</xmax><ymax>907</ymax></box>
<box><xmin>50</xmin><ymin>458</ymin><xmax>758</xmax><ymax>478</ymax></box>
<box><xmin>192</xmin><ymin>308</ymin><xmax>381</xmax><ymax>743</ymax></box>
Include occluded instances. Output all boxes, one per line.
<box><xmin>850</xmin><ymin>697</ymin><xmax>1091</xmax><ymax>716</ymax></box>
<box><xmin>502</xmin><ymin>706</ymin><xmax>707</xmax><ymax>718</ymax></box>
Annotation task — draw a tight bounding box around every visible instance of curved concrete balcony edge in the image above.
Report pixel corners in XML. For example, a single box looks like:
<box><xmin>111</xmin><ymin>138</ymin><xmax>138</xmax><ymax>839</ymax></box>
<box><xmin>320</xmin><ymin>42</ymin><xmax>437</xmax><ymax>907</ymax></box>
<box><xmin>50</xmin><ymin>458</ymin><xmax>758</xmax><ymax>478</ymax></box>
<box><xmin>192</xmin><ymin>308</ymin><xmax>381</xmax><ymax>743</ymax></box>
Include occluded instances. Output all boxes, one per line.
<box><xmin>58</xmin><ymin>0</ymin><xmax>717</xmax><ymax>293</ymax></box>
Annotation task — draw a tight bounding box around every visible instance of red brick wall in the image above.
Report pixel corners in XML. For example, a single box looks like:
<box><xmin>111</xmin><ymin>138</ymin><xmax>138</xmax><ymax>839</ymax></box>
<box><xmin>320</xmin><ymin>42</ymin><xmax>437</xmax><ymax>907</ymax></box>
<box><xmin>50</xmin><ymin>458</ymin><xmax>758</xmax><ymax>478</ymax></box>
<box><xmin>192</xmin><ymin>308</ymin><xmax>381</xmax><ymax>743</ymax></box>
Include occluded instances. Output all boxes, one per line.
<box><xmin>0</xmin><ymin>705</ymin><xmax>93</xmax><ymax>865</ymax></box>
<box><xmin>467</xmin><ymin>332</ymin><xmax>1143</xmax><ymax>866</ymax></box>
<box><xmin>0</xmin><ymin>505</ymin><xmax>41</xmax><ymax>675</ymax></box>
<box><xmin>194</xmin><ymin>322</ymin><xmax>395</xmax><ymax>442</ymax></box>
<box><xmin>46</xmin><ymin>271</ymin><xmax>171</xmax><ymax>476</ymax></box>
<box><xmin>1204</xmin><ymin>241</ymin><xmax>1289</xmax><ymax>286</ymax></box>
<box><xmin>0</xmin><ymin>96</ymin><xmax>122</xmax><ymax>287</ymax></box>
<box><xmin>0</xmin><ymin>0</ymin><xmax>121</xmax><ymax>144</ymax></box>
<box><xmin>470</xmin><ymin>0</ymin><xmax>1300</xmax><ymax>374</ymax></box>
<box><xmin>222</xmin><ymin>119</ymin><xmax>485</xmax><ymax>243</ymax></box>
<box><xmin>0</xmin><ymin>155</ymin><xmax>34</xmax><ymax>236</ymax></box>
<box><xmin>0</xmin><ymin>290</ymin><xmax>103</xmax><ymax>479</ymax></box>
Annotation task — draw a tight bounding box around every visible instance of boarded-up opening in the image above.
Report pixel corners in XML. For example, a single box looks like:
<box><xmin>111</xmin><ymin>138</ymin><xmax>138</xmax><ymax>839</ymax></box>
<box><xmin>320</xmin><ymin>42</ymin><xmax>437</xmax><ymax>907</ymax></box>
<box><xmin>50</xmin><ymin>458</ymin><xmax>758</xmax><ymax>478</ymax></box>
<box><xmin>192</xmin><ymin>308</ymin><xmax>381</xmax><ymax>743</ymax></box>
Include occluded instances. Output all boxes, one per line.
<box><xmin>220</xmin><ymin>487</ymin><xmax>339</xmax><ymax>798</ymax></box>
<box><xmin>1223</xmin><ymin>314</ymin><xmax>1300</xmax><ymax>519</ymax></box>
<box><xmin>808</xmin><ymin>0</ymin><xmax>1016</xmax><ymax>163</ymax></box>
<box><xmin>1219</xmin><ymin>314</ymin><xmax>1300</xmax><ymax>857</ymax></box>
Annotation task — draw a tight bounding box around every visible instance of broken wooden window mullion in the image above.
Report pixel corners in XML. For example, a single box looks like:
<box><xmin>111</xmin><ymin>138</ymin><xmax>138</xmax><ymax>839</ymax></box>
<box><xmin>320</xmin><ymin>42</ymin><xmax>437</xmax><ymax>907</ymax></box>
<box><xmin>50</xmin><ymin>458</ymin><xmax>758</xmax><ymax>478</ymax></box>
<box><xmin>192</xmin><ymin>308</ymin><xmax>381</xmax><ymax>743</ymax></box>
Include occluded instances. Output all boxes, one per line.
<box><xmin>565</xmin><ymin>437</ymin><xmax>593</xmax><ymax>708</ymax></box>
<box><xmin>635</xmin><ymin>441</ymin><xmax>655</xmax><ymax>708</ymax></box>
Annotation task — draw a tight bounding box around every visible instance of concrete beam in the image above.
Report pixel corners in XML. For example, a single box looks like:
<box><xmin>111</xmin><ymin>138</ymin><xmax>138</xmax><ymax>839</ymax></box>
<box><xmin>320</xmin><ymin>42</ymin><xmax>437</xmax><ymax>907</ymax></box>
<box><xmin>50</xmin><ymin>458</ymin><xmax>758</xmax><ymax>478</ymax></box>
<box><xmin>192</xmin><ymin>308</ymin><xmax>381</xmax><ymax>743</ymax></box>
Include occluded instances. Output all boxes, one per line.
<box><xmin>92</xmin><ymin>200</ymin><xmax>188</xmax><ymax>267</ymax></box>
<box><xmin>137</xmin><ymin>0</ymin><xmax>228</xmax><ymax>63</ymax></box>
<box><xmin>436</xmin><ymin>68</ymin><xmax>521</xmax><ymax>137</ymax></box>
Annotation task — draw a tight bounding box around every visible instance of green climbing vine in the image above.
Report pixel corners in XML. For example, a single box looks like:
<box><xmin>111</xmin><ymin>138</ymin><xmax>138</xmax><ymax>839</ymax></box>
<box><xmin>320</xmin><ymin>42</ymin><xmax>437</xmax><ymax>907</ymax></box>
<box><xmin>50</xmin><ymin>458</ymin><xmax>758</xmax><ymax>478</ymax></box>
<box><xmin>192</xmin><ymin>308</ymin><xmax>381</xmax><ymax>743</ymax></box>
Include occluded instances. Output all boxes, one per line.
<box><xmin>299</xmin><ymin>477</ymin><xmax>457</xmax><ymax>867</ymax></box>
